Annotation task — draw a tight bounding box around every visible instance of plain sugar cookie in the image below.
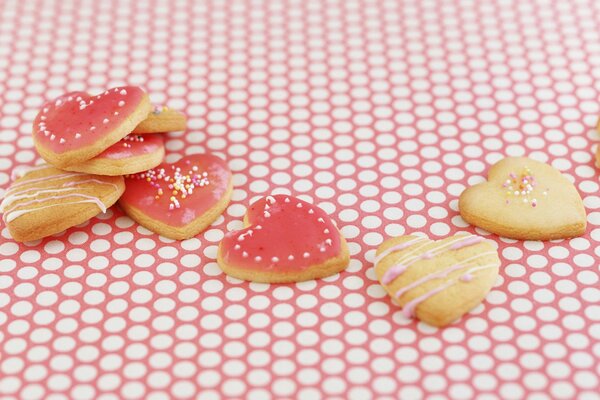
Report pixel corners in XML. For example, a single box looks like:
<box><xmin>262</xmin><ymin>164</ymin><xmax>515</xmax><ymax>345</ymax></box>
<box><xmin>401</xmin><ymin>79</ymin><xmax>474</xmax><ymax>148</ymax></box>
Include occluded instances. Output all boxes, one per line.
<box><xmin>118</xmin><ymin>154</ymin><xmax>232</xmax><ymax>240</ymax></box>
<box><xmin>133</xmin><ymin>106</ymin><xmax>187</xmax><ymax>134</ymax></box>
<box><xmin>217</xmin><ymin>195</ymin><xmax>350</xmax><ymax>283</ymax></box>
<box><xmin>64</xmin><ymin>134</ymin><xmax>165</xmax><ymax>176</ymax></box>
<box><xmin>1</xmin><ymin>165</ymin><xmax>124</xmax><ymax>242</ymax></box>
<box><xmin>459</xmin><ymin>157</ymin><xmax>586</xmax><ymax>240</ymax></box>
<box><xmin>374</xmin><ymin>233</ymin><xmax>500</xmax><ymax>327</ymax></box>
<box><xmin>33</xmin><ymin>86</ymin><xmax>152</xmax><ymax>168</ymax></box>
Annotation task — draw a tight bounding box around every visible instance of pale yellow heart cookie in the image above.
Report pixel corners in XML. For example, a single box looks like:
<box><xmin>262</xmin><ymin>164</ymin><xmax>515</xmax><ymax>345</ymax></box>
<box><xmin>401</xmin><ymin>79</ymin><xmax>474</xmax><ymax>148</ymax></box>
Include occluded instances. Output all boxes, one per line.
<box><xmin>459</xmin><ymin>157</ymin><xmax>586</xmax><ymax>240</ymax></box>
<box><xmin>374</xmin><ymin>234</ymin><xmax>500</xmax><ymax>327</ymax></box>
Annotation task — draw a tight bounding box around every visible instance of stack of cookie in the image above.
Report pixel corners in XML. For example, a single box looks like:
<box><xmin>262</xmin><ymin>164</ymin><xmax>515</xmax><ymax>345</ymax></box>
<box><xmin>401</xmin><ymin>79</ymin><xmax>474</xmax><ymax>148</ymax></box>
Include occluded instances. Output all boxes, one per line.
<box><xmin>1</xmin><ymin>86</ymin><xmax>233</xmax><ymax>242</ymax></box>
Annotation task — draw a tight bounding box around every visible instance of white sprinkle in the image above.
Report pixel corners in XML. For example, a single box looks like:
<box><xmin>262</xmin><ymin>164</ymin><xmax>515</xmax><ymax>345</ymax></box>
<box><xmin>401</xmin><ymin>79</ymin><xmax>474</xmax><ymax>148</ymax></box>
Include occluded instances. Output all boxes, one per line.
<box><xmin>44</xmin><ymin>131</ymin><xmax>49</xmax><ymax>136</ymax></box>
<box><xmin>234</xmin><ymin>244</ymin><xmax>241</xmax><ymax>250</ymax></box>
<box><xmin>320</xmin><ymin>247</ymin><xmax>326</xmax><ymax>252</ymax></box>
<box><xmin>43</xmin><ymin>107</ymin><xmax>49</xmax><ymax>113</ymax></box>
<box><xmin>255</xmin><ymin>256</ymin><xmax>262</xmax><ymax>262</ymax></box>
<box><xmin>264</xmin><ymin>211</ymin><xmax>271</xmax><ymax>218</ymax></box>
<box><xmin>266</xmin><ymin>195</ymin><xmax>276</xmax><ymax>204</ymax></box>
<box><xmin>284</xmin><ymin>197</ymin><xmax>290</xmax><ymax>203</ymax></box>
<box><xmin>325</xmin><ymin>239</ymin><xmax>332</xmax><ymax>246</ymax></box>
<box><xmin>297</xmin><ymin>203</ymin><xmax>303</xmax><ymax>208</ymax></box>
<box><xmin>59</xmin><ymin>138</ymin><xmax>66</xmax><ymax>144</ymax></box>
<box><xmin>120</xmin><ymin>89</ymin><xmax>127</xmax><ymax>95</ymax></box>
<box><xmin>324</xmin><ymin>229</ymin><xmax>330</xmax><ymax>234</ymax></box>
<box><xmin>288</xmin><ymin>255</ymin><xmax>294</xmax><ymax>261</ymax></box>
<box><xmin>79</xmin><ymin>104</ymin><xmax>86</xmax><ymax>110</ymax></box>
<box><xmin>118</xmin><ymin>100</ymin><xmax>125</xmax><ymax>107</ymax></box>
<box><xmin>76</xmin><ymin>96</ymin><xmax>82</xmax><ymax>101</ymax></box>
<box><xmin>308</xmin><ymin>209</ymin><xmax>314</xmax><ymax>214</ymax></box>
<box><xmin>90</xmin><ymin>126</ymin><xmax>96</xmax><ymax>131</ymax></box>
<box><xmin>40</xmin><ymin>116</ymin><xmax>46</xmax><ymax>121</ymax></box>
<box><xmin>67</xmin><ymin>96</ymin><xmax>73</xmax><ymax>101</ymax></box>
<box><xmin>303</xmin><ymin>252</ymin><xmax>310</xmax><ymax>258</ymax></box>
<box><xmin>272</xmin><ymin>257</ymin><xmax>279</xmax><ymax>263</ymax></box>
<box><xmin>318</xmin><ymin>218</ymin><xmax>325</xmax><ymax>223</ymax></box>
<box><xmin>264</xmin><ymin>203</ymin><xmax>270</xmax><ymax>210</ymax></box>
<box><xmin>242</xmin><ymin>251</ymin><xmax>248</xmax><ymax>258</ymax></box>
<box><xmin>50</xmin><ymin>134</ymin><xmax>55</xmax><ymax>140</ymax></box>
<box><xmin>103</xmin><ymin>118</ymin><xmax>109</xmax><ymax>124</ymax></box>
<box><xmin>114</xmin><ymin>111</ymin><xmax>119</xmax><ymax>116</ymax></box>
<box><xmin>75</xmin><ymin>133</ymin><xmax>81</xmax><ymax>139</ymax></box>
<box><xmin>255</xmin><ymin>225</ymin><xmax>262</xmax><ymax>230</ymax></box>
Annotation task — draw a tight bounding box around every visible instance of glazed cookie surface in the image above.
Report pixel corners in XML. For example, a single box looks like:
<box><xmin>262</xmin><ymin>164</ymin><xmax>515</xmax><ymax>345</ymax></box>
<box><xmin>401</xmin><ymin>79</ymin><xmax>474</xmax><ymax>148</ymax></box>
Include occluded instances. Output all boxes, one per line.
<box><xmin>1</xmin><ymin>165</ymin><xmax>124</xmax><ymax>242</ymax></box>
<box><xmin>133</xmin><ymin>106</ymin><xmax>187</xmax><ymax>134</ymax></box>
<box><xmin>64</xmin><ymin>134</ymin><xmax>165</xmax><ymax>176</ymax></box>
<box><xmin>459</xmin><ymin>157</ymin><xmax>586</xmax><ymax>240</ymax></box>
<box><xmin>374</xmin><ymin>234</ymin><xmax>500</xmax><ymax>327</ymax></box>
<box><xmin>118</xmin><ymin>154</ymin><xmax>232</xmax><ymax>240</ymax></box>
<box><xmin>217</xmin><ymin>195</ymin><xmax>350</xmax><ymax>283</ymax></box>
<box><xmin>33</xmin><ymin>86</ymin><xmax>152</xmax><ymax>168</ymax></box>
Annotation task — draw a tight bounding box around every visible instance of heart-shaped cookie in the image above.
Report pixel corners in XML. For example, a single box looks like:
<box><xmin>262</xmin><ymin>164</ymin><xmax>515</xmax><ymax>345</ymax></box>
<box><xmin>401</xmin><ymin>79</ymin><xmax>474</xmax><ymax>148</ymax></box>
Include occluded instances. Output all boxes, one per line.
<box><xmin>374</xmin><ymin>234</ymin><xmax>500</xmax><ymax>327</ymax></box>
<box><xmin>1</xmin><ymin>165</ymin><xmax>124</xmax><ymax>242</ymax></box>
<box><xmin>217</xmin><ymin>195</ymin><xmax>350</xmax><ymax>283</ymax></box>
<box><xmin>33</xmin><ymin>86</ymin><xmax>152</xmax><ymax>168</ymax></box>
<box><xmin>133</xmin><ymin>106</ymin><xmax>187</xmax><ymax>134</ymax></box>
<box><xmin>64</xmin><ymin>134</ymin><xmax>165</xmax><ymax>176</ymax></box>
<box><xmin>118</xmin><ymin>154</ymin><xmax>232</xmax><ymax>240</ymax></box>
<box><xmin>459</xmin><ymin>157</ymin><xmax>586</xmax><ymax>240</ymax></box>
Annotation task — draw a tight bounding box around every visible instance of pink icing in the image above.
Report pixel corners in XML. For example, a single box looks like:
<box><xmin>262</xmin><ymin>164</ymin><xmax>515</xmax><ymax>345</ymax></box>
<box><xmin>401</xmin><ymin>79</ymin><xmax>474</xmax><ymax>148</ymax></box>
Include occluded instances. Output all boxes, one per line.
<box><xmin>220</xmin><ymin>195</ymin><xmax>343</xmax><ymax>272</ymax></box>
<box><xmin>450</xmin><ymin>235</ymin><xmax>483</xmax><ymax>250</ymax></box>
<box><xmin>94</xmin><ymin>134</ymin><xmax>163</xmax><ymax>160</ymax></box>
<box><xmin>1</xmin><ymin>173</ymin><xmax>119</xmax><ymax>223</ymax></box>
<box><xmin>119</xmin><ymin>154</ymin><xmax>231</xmax><ymax>227</ymax></box>
<box><xmin>394</xmin><ymin>251</ymin><xmax>497</xmax><ymax>298</ymax></box>
<box><xmin>374</xmin><ymin>236</ymin><xmax>425</xmax><ymax>265</ymax></box>
<box><xmin>33</xmin><ymin>86</ymin><xmax>146</xmax><ymax>153</ymax></box>
<box><xmin>381</xmin><ymin>235</ymin><xmax>485</xmax><ymax>284</ymax></box>
<box><xmin>400</xmin><ymin>263</ymin><xmax>498</xmax><ymax>319</ymax></box>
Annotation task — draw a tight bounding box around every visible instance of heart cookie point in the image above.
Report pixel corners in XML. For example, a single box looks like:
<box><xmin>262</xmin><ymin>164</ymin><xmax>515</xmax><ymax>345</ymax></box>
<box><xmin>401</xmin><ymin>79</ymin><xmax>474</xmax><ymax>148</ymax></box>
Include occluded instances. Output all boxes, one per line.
<box><xmin>459</xmin><ymin>157</ymin><xmax>586</xmax><ymax>240</ymax></box>
<box><xmin>118</xmin><ymin>154</ymin><xmax>232</xmax><ymax>240</ymax></box>
<box><xmin>217</xmin><ymin>195</ymin><xmax>350</xmax><ymax>283</ymax></box>
<box><xmin>33</xmin><ymin>86</ymin><xmax>152</xmax><ymax>168</ymax></box>
<box><xmin>375</xmin><ymin>234</ymin><xmax>500</xmax><ymax>327</ymax></box>
<box><xmin>1</xmin><ymin>165</ymin><xmax>124</xmax><ymax>242</ymax></box>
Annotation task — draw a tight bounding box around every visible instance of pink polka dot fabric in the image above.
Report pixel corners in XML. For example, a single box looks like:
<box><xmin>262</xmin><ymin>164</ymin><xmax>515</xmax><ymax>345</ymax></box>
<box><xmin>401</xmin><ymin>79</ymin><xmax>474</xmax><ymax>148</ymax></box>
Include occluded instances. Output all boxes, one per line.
<box><xmin>0</xmin><ymin>0</ymin><xmax>599</xmax><ymax>399</ymax></box>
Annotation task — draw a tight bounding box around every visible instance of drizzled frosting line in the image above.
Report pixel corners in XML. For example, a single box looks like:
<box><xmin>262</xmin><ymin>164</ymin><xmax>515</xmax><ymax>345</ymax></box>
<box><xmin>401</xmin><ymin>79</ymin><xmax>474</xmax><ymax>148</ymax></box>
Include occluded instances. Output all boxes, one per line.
<box><xmin>381</xmin><ymin>235</ymin><xmax>484</xmax><ymax>284</ymax></box>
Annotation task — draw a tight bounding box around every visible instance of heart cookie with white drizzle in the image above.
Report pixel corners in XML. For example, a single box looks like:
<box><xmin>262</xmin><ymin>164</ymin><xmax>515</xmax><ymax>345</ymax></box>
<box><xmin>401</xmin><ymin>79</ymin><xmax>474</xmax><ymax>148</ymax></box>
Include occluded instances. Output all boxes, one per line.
<box><xmin>1</xmin><ymin>165</ymin><xmax>124</xmax><ymax>242</ymax></box>
<box><xmin>374</xmin><ymin>233</ymin><xmax>500</xmax><ymax>327</ymax></box>
<box><xmin>459</xmin><ymin>157</ymin><xmax>586</xmax><ymax>240</ymax></box>
<box><xmin>218</xmin><ymin>195</ymin><xmax>350</xmax><ymax>283</ymax></box>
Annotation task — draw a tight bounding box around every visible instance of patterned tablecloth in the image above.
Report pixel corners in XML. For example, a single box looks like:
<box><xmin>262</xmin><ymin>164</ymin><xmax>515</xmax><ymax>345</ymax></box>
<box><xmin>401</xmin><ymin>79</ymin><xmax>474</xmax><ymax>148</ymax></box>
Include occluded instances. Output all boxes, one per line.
<box><xmin>0</xmin><ymin>0</ymin><xmax>599</xmax><ymax>399</ymax></box>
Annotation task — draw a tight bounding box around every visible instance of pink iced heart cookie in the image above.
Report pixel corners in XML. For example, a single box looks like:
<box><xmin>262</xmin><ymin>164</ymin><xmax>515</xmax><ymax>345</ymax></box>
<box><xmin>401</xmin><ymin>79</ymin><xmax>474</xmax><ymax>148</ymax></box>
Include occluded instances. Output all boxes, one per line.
<box><xmin>33</xmin><ymin>86</ymin><xmax>152</xmax><ymax>168</ymax></box>
<box><xmin>118</xmin><ymin>154</ymin><xmax>232</xmax><ymax>240</ymax></box>
<box><xmin>217</xmin><ymin>195</ymin><xmax>350</xmax><ymax>283</ymax></box>
<box><xmin>64</xmin><ymin>134</ymin><xmax>165</xmax><ymax>176</ymax></box>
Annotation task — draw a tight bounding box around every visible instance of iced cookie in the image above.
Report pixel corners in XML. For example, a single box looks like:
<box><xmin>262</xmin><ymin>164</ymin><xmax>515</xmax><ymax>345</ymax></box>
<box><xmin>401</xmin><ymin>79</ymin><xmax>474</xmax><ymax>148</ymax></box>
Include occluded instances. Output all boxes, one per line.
<box><xmin>217</xmin><ymin>195</ymin><xmax>350</xmax><ymax>283</ymax></box>
<box><xmin>33</xmin><ymin>86</ymin><xmax>152</xmax><ymax>168</ymax></box>
<box><xmin>1</xmin><ymin>165</ymin><xmax>124</xmax><ymax>242</ymax></box>
<box><xmin>459</xmin><ymin>157</ymin><xmax>586</xmax><ymax>240</ymax></box>
<box><xmin>118</xmin><ymin>154</ymin><xmax>232</xmax><ymax>240</ymax></box>
<box><xmin>64</xmin><ymin>134</ymin><xmax>165</xmax><ymax>176</ymax></box>
<box><xmin>133</xmin><ymin>106</ymin><xmax>187</xmax><ymax>134</ymax></box>
<box><xmin>374</xmin><ymin>234</ymin><xmax>500</xmax><ymax>327</ymax></box>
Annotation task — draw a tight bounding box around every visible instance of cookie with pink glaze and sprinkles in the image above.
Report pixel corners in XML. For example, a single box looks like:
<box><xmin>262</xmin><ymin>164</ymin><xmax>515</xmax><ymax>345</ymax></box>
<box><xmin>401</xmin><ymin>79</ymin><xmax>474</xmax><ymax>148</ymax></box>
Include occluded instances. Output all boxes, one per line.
<box><xmin>459</xmin><ymin>157</ymin><xmax>586</xmax><ymax>240</ymax></box>
<box><xmin>118</xmin><ymin>154</ymin><xmax>232</xmax><ymax>240</ymax></box>
<box><xmin>33</xmin><ymin>86</ymin><xmax>152</xmax><ymax>168</ymax></box>
<box><xmin>64</xmin><ymin>134</ymin><xmax>165</xmax><ymax>176</ymax></box>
